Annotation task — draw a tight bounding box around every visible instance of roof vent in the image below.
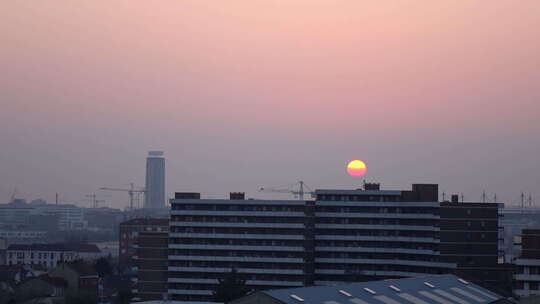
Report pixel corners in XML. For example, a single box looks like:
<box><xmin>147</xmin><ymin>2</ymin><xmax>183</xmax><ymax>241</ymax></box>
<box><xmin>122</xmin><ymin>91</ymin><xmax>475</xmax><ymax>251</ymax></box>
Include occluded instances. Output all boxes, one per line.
<box><xmin>363</xmin><ymin>288</ymin><xmax>376</xmax><ymax>295</ymax></box>
<box><xmin>339</xmin><ymin>290</ymin><xmax>352</xmax><ymax>297</ymax></box>
<box><xmin>290</xmin><ymin>295</ymin><xmax>304</xmax><ymax>302</ymax></box>
<box><xmin>424</xmin><ymin>282</ymin><xmax>435</xmax><ymax>288</ymax></box>
<box><xmin>458</xmin><ymin>278</ymin><xmax>469</xmax><ymax>285</ymax></box>
<box><xmin>389</xmin><ymin>285</ymin><xmax>401</xmax><ymax>292</ymax></box>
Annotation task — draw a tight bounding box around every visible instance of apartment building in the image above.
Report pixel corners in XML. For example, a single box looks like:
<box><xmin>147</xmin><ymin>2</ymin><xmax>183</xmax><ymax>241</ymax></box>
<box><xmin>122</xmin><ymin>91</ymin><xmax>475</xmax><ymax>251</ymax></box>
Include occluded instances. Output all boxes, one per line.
<box><xmin>514</xmin><ymin>229</ymin><xmax>540</xmax><ymax>297</ymax></box>
<box><xmin>168</xmin><ymin>184</ymin><xmax>456</xmax><ymax>303</ymax></box>
<box><xmin>169</xmin><ymin>192</ymin><xmax>309</xmax><ymax>303</ymax></box>
<box><xmin>440</xmin><ymin>198</ymin><xmax>506</xmax><ymax>291</ymax></box>
<box><xmin>314</xmin><ymin>183</ymin><xmax>455</xmax><ymax>283</ymax></box>
<box><xmin>4</xmin><ymin>243</ymin><xmax>101</xmax><ymax>268</ymax></box>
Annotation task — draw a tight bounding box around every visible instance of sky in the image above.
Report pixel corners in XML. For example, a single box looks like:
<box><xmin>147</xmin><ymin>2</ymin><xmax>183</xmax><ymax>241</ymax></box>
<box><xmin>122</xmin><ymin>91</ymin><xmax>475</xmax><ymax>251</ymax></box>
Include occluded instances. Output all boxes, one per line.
<box><xmin>1</xmin><ymin>1</ymin><xmax>539</xmax><ymax>209</ymax></box>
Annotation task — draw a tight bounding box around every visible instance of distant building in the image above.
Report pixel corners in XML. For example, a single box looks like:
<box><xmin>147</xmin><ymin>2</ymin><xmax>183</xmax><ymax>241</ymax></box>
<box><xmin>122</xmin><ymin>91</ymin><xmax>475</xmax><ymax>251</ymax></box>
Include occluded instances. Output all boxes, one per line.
<box><xmin>0</xmin><ymin>230</ymin><xmax>47</xmax><ymax>241</ymax></box>
<box><xmin>84</xmin><ymin>207</ymin><xmax>125</xmax><ymax>232</ymax></box>
<box><xmin>4</xmin><ymin>243</ymin><xmax>101</xmax><ymax>268</ymax></box>
<box><xmin>144</xmin><ymin>151</ymin><xmax>165</xmax><ymax>209</ymax></box>
<box><xmin>440</xmin><ymin>199</ymin><xmax>506</xmax><ymax>291</ymax></box>
<box><xmin>514</xmin><ymin>229</ymin><xmax>540</xmax><ymax>297</ymax></box>
<box><xmin>230</xmin><ymin>274</ymin><xmax>507</xmax><ymax>304</ymax></box>
<box><xmin>118</xmin><ymin>218</ymin><xmax>169</xmax><ymax>268</ymax></box>
<box><xmin>0</xmin><ymin>202</ymin><xmax>86</xmax><ymax>231</ymax></box>
<box><xmin>168</xmin><ymin>185</ymin><xmax>456</xmax><ymax>303</ymax></box>
<box><xmin>36</xmin><ymin>204</ymin><xmax>87</xmax><ymax>230</ymax></box>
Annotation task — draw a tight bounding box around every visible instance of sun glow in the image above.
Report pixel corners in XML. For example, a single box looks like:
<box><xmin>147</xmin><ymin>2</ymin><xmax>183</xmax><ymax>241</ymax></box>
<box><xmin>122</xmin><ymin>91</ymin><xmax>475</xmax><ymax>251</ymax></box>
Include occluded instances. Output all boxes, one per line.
<box><xmin>347</xmin><ymin>160</ymin><xmax>367</xmax><ymax>177</ymax></box>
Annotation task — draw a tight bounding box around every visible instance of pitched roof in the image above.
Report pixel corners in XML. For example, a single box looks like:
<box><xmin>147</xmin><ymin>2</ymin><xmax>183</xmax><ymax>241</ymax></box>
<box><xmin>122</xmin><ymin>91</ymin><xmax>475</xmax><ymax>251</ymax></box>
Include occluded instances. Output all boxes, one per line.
<box><xmin>37</xmin><ymin>274</ymin><xmax>68</xmax><ymax>287</ymax></box>
<box><xmin>7</xmin><ymin>243</ymin><xmax>101</xmax><ymax>253</ymax></box>
<box><xmin>259</xmin><ymin>275</ymin><xmax>503</xmax><ymax>304</ymax></box>
<box><xmin>7</xmin><ymin>244</ymin><xmax>70</xmax><ymax>251</ymax></box>
<box><xmin>64</xmin><ymin>243</ymin><xmax>101</xmax><ymax>253</ymax></box>
<box><xmin>56</xmin><ymin>261</ymin><xmax>98</xmax><ymax>277</ymax></box>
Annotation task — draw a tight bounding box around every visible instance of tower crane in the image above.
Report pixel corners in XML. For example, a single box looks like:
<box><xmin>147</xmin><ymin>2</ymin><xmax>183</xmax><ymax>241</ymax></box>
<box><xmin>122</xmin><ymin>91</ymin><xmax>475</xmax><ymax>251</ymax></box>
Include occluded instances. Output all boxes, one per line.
<box><xmin>259</xmin><ymin>180</ymin><xmax>315</xmax><ymax>200</ymax></box>
<box><xmin>85</xmin><ymin>194</ymin><xmax>106</xmax><ymax>209</ymax></box>
<box><xmin>100</xmin><ymin>183</ymin><xmax>146</xmax><ymax>210</ymax></box>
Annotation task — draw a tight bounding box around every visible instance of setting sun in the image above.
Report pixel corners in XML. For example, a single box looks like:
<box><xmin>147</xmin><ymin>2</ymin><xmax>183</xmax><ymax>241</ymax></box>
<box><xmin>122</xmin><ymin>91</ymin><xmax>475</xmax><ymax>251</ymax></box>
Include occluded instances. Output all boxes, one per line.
<box><xmin>347</xmin><ymin>160</ymin><xmax>367</xmax><ymax>177</ymax></box>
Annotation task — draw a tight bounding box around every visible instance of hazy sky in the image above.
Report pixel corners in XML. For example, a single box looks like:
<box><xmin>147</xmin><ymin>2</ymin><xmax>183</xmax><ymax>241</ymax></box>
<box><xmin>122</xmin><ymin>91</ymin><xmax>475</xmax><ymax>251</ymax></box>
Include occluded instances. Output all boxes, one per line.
<box><xmin>1</xmin><ymin>1</ymin><xmax>539</xmax><ymax>209</ymax></box>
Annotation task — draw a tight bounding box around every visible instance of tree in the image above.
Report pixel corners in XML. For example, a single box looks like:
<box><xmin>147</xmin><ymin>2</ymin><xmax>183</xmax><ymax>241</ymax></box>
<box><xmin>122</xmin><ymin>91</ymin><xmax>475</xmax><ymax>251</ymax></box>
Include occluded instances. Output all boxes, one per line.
<box><xmin>116</xmin><ymin>288</ymin><xmax>133</xmax><ymax>304</ymax></box>
<box><xmin>212</xmin><ymin>268</ymin><xmax>251</xmax><ymax>303</ymax></box>
<box><xmin>65</xmin><ymin>293</ymin><xmax>98</xmax><ymax>304</ymax></box>
<box><xmin>94</xmin><ymin>257</ymin><xmax>113</xmax><ymax>277</ymax></box>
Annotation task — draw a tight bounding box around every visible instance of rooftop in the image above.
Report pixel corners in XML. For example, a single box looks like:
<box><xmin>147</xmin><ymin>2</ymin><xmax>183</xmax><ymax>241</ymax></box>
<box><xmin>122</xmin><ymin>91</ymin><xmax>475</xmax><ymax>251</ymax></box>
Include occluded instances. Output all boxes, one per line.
<box><xmin>243</xmin><ymin>275</ymin><xmax>504</xmax><ymax>304</ymax></box>
<box><xmin>120</xmin><ymin>218</ymin><xmax>169</xmax><ymax>226</ymax></box>
<box><xmin>7</xmin><ymin>243</ymin><xmax>100</xmax><ymax>253</ymax></box>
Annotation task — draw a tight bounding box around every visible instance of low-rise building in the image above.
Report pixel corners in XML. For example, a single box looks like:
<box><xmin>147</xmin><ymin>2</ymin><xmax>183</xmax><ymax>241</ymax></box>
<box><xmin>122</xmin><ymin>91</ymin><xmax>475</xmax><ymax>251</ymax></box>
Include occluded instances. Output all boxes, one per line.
<box><xmin>230</xmin><ymin>274</ymin><xmax>507</xmax><ymax>304</ymax></box>
<box><xmin>5</xmin><ymin>243</ymin><xmax>101</xmax><ymax>267</ymax></box>
<box><xmin>48</xmin><ymin>261</ymin><xmax>99</xmax><ymax>297</ymax></box>
<box><xmin>15</xmin><ymin>274</ymin><xmax>67</xmax><ymax>302</ymax></box>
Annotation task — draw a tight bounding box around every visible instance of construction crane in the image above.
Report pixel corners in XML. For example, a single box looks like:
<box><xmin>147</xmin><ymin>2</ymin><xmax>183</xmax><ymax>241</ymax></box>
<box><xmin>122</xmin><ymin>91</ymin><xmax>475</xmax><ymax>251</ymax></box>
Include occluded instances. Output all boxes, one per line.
<box><xmin>85</xmin><ymin>194</ymin><xmax>106</xmax><ymax>209</ymax></box>
<box><xmin>100</xmin><ymin>183</ymin><xmax>146</xmax><ymax>210</ymax></box>
<box><xmin>259</xmin><ymin>180</ymin><xmax>315</xmax><ymax>200</ymax></box>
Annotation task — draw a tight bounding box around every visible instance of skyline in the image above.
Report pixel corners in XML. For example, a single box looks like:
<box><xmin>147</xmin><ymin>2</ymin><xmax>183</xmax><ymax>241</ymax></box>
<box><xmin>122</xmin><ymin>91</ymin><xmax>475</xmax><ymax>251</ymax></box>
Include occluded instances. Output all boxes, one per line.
<box><xmin>1</xmin><ymin>1</ymin><xmax>539</xmax><ymax>208</ymax></box>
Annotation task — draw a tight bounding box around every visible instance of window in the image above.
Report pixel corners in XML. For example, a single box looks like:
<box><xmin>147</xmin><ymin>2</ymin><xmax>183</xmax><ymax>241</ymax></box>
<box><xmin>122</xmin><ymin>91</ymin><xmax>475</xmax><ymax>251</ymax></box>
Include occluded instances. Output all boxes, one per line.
<box><xmin>530</xmin><ymin>282</ymin><xmax>539</xmax><ymax>290</ymax></box>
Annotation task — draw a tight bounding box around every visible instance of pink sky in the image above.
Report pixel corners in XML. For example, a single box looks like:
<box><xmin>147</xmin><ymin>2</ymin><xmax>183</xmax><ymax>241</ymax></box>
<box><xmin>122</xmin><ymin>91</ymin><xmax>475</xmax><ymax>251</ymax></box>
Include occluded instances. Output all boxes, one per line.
<box><xmin>1</xmin><ymin>1</ymin><xmax>539</xmax><ymax>208</ymax></box>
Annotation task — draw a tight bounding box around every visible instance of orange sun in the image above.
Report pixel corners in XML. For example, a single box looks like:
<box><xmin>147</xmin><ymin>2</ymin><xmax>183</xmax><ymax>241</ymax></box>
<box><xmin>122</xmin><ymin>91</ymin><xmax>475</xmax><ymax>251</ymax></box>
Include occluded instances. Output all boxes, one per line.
<box><xmin>347</xmin><ymin>160</ymin><xmax>367</xmax><ymax>177</ymax></box>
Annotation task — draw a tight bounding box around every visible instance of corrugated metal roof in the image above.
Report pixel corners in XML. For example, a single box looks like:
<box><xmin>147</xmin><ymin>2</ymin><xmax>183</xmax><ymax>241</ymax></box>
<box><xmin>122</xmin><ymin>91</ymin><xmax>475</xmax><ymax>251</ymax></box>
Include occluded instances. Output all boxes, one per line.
<box><xmin>262</xmin><ymin>275</ymin><xmax>502</xmax><ymax>304</ymax></box>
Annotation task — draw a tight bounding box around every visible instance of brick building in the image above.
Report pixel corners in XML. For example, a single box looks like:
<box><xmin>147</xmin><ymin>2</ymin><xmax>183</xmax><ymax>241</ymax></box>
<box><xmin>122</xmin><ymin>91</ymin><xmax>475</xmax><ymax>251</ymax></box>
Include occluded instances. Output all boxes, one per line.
<box><xmin>118</xmin><ymin>218</ymin><xmax>169</xmax><ymax>268</ymax></box>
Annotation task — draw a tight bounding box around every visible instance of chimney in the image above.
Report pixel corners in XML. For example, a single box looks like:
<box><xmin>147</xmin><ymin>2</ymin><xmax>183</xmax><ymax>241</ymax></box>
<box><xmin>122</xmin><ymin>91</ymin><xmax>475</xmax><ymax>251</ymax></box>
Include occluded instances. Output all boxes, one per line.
<box><xmin>230</xmin><ymin>192</ymin><xmax>245</xmax><ymax>200</ymax></box>
<box><xmin>364</xmin><ymin>183</ymin><xmax>380</xmax><ymax>191</ymax></box>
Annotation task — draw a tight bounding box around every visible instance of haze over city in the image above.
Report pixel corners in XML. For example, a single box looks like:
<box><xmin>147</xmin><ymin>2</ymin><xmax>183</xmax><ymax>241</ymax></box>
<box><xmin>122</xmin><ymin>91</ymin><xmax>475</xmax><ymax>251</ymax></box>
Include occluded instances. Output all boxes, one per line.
<box><xmin>1</xmin><ymin>1</ymin><xmax>539</xmax><ymax>208</ymax></box>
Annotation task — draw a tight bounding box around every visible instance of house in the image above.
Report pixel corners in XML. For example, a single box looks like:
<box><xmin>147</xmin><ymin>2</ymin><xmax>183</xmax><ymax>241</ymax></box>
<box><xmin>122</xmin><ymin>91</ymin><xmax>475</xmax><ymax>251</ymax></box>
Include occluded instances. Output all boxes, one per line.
<box><xmin>48</xmin><ymin>261</ymin><xmax>99</xmax><ymax>297</ymax></box>
<box><xmin>5</xmin><ymin>243</ymin><xmax>102</xmax><ymax>268</ymax></box>
<box><xmin>230</xmin><ymin>274</ymin><xmax>511</xmax><ymax>304</ymax></box>
<box><xmin>15</xmin><ymin>274</ymin><xmax>67</xmax><ymax>302</ymax></box>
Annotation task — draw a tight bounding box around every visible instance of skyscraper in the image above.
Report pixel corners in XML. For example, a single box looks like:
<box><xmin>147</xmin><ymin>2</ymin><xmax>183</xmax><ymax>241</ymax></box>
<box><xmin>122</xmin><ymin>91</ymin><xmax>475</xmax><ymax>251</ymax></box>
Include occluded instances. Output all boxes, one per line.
<box><xmin>145</xmin><ymin>151</ymin><xmax>165</xmax><ymax>209</ymax></box>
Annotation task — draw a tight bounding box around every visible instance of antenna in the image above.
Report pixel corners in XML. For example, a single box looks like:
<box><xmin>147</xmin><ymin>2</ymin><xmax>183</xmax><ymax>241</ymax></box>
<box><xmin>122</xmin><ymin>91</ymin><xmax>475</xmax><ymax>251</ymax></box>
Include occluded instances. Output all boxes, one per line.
<box><xmin>493</xmin><ymin>193</ymin><xmax>497</xmax><ymax>203</ymax></box>
<box><xmin>442</xmin><ymin>192</ymin><xmax>446</xmax><ymax>201</ymax></box>
<box><xmin>482</xmin><ymin>191</ymin><xmax>486</xmax><ymax>203</ymax></box>
<box><xmin>460</xmin><ymin>193</ymin><xmax>464</xmax><ymax>203</ymax></box>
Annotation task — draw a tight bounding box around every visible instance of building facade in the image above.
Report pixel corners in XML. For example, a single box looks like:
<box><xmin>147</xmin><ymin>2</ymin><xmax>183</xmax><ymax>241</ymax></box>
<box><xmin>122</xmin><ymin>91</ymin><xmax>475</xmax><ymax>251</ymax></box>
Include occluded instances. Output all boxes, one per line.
<box><xmin>118</xmin><ymin>218</ymin><xmax>169</xmax><ymax>268</ymax></box>
<box><xmin>4</xmin><ymin>243</ymin><xmax>102</xmax><ymax>267</ymax></box>
<box><xmin>440</xmin><ymin>200</ymin><xmax>505</xmax><ymax>291</ymax></box>
<box><xmin>144</xmin><ymin>151</ymin><xmax>165</xmax><ymax>209</ymax></box>
<box><xmin>514</xmin><ymin>229</ymin><xmax>540</xmax><ymax>297</ymax></box>
<box><xmin>168</xmin><ymin>184</ymin><xmax>456</xmax><ymax>303</ymax></box>
<box><xmin>134</xmin><ymin>230</ymin><xmax>169</xmax><ymax>301</ymax></box>
<box><xmin>314</xmin><ymin>184</ymin><xmax>454</xmax><ymax>283</ymax></box>
<box><xmin>169</xmin><ymin>192</ymin><xmax>309</xmax><ymax>303</ymax></box>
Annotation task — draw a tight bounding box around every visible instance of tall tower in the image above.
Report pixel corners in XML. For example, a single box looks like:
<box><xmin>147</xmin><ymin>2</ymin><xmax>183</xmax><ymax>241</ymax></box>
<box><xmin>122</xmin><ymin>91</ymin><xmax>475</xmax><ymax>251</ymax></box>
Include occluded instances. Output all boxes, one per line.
<box><xmin>144</xmin><ymin>151</ymin><xmax>165</xmax><ymax>209</ymax></box>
